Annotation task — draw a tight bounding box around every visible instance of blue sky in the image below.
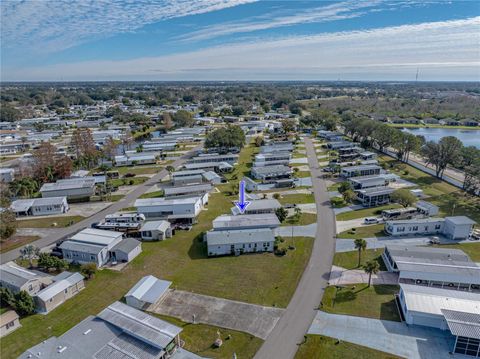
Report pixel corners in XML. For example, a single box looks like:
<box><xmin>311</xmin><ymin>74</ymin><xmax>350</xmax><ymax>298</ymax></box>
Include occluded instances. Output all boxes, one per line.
<box><xmin>1</xmin><ymin>0</ymin><xmax>479</xmax><ymax>81</ymax></box>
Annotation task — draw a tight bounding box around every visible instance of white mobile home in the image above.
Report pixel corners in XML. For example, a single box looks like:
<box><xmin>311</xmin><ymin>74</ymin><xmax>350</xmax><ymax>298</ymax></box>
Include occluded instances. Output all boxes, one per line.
<box><xmin>341</xmin><ymin>164</ymin><xmax>382</xmax><ymax>178</ymax></box>
<box><xmin>206</xmin><ymin>228</ymin><xmax>275</xmax><ymax>256</ymax></box>
<box><xmin>251</xmin><ymin>165</ymin><xmax>292</xmax><ymax>181</ymax></box>
<box><xmin>212</xmin><ymin>213</ymin><xmax>280</xmax><ymax>231</ymax></box>
<box><xmin>40</xmin><ymin>178</ymin><xmax>95</xmax><ymax>200</ymax></box>
<box><xmin>134</xmin><ymin>196</ymin><xmax>203</xmax><ymax>223</ymax></box>
<box><xmin>10</xmin><ymin>197</ymin><xmax>69</xmax><ymax>217</ymax></box>
<box><xmin>140</xmin><ymin>220</ymin><xmax>172</xmax><ymax>241</ymax></box>
<box><xmin>230</xmin><ymin>199</ymin><xmax>281</xmax><ymax>215</ymax></box>
<box><xmin>114</xmin><ymin>153</ymin><xmax>156</xmax><ymax>166</ymax></box>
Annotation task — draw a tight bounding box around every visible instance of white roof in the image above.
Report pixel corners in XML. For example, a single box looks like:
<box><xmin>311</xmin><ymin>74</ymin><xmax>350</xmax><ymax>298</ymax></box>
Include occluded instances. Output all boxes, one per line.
<box><xmin>140</xmin><ymin>220</ymin><xmax>171</xmax><ymax>232</ymax></box>
<box><xmin>36</xmin><ymin>272</ymin><xmax>84</xmax><ymax>302</ymax></box>
<box><xmin>400</xmin><ymin>284</ymin><xmax>480</xmax><ymax>316</ymax></box>
<box><xmin>11</xmin><ymin>197</ymin><xmax>67</xmax><ymax>212</ymax></box>
<box><xmin>70</xmin><ymin>228</ymin><xmax>123</xmax><ymax>246</ymax></box>
<box><xmin>135</xmin><ymin>196</ymin><xmax>201</xmax><ymax>207</ymax></box>
<box><xmin>125</xmin><ymin>275</ymin><xmax>171</xmax><ymax>304</ymax></box>
<box><xmin>207</xmin><ymin>228</ymin><xmax>275</xmax><ymax>246</ymax></box>
<box><xmin>40</xmin><ymin>178</ymin><xmax>95</xmax><ymax>192</ymax></box>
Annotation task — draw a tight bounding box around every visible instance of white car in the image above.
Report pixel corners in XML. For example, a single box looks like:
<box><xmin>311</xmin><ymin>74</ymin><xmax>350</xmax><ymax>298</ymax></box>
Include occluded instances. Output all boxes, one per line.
<box><xmin>364</xmin><ymin>217</ymin><xmax>379</xmax><ymax>224</ymax></box>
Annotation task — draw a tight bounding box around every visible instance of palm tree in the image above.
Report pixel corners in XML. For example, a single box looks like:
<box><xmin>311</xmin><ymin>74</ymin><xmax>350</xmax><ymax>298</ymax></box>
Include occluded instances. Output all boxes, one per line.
<box><xmin>166</xmin><ymin>165</ymin><xmax>175</xmax><ymax>181</ymax></box>
<box><xmin>363</xmin><ymin>260</ymin><xmax>380</xmax><ymax>287</ymax></box>
<box><xmin>354</xmin><ymin>238</ymin><xmax>367</xmax><ymax>267</ymax></box>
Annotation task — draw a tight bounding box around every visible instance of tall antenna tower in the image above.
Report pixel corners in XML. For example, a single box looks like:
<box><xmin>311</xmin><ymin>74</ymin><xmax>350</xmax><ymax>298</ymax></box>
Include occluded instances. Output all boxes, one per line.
<box><xmin>415</xmin><ymin>68</ymin><xmax>419</xmax><ymax>82</ymax></box>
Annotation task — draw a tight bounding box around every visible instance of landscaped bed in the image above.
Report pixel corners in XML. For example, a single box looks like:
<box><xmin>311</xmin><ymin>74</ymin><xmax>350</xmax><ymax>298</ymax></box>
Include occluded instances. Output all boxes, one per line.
<box><xmin>321</xmin><ymin>284</ymin><xmax>400</xmax><ymax>322</ymax></box>
<box><xmin>296</xmin><ymin>334</ymin><xmax>400</xmax><ymax>359</ymax></box>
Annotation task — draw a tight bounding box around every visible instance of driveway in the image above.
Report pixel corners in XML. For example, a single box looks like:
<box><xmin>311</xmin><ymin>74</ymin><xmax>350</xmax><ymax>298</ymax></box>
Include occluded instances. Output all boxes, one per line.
<box><xmin>254</xmin><ymin>137</ymin><xmax>337</xmax><ymax>359</ymax></box>
<box><xmin>289</xmin><ymin>157</ymin><xmax>309</xmax><ymax>164</ymax></box>
<box><xmin>308</xmin><ymin>311</ymin><xmax>455</xmax><ymax>359</ymax></box>
<box><xmin>328</xmin><ymin>265</ymin><xmax>398</xmax><ymax>285</ymax></box>
<box><xmin>275</xmin><ymin>223</ymin><xmax>316</xmax><ymax>238</ymax></box>
<box><xmin>335</xmin><ymin>235</ymin><xmax>467</xmax><ymax>253</ymax></box>
<box><xmin>335</xmin><ymin>218</ymin><xmax>375</xmax><ymax>234</ymax></box>
<box><xmin>150</xmin><ymin>290</ymin><xmax>284</xmax><ymax>340</ymax></box>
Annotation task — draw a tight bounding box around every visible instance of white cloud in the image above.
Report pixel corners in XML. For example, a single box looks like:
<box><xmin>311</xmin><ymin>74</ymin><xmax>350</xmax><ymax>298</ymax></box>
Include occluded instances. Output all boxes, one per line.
<box><xmin>3</xmin><ymin>17</ymin><xmax>479</xmax><ymax>81</ymax></box>
<box><xmin>0</xmin><ymin>0</ymin><xmax>256</xmax><ymax>54</ymax></box>
<box><xmin>175</xmin><ymin>0</ymin><xmax>432</xmax><ymax>42</ymax></box>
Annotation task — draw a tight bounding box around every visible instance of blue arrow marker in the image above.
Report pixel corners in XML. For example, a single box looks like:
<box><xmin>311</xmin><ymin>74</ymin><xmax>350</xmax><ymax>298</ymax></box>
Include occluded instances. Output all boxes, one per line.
<box><xmin>234</xmin><ymin>180</ymin><xmax>251</xmax><ymax>214</ymax></box>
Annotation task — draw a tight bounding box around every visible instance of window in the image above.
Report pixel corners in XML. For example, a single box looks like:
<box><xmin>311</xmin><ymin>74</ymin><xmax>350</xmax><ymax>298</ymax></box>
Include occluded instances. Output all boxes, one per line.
<box><xmin>6</xmin><ymin>321</ymin><xmax>15</xmax><ymax>329</ymax></box>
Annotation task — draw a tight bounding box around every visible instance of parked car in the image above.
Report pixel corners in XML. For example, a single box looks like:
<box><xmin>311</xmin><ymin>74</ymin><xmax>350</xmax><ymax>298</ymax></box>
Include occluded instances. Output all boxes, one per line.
<box><xmin>364</xmin><ymin>217</ymin><xmax>379</xmax><ymax>224</ymax></box>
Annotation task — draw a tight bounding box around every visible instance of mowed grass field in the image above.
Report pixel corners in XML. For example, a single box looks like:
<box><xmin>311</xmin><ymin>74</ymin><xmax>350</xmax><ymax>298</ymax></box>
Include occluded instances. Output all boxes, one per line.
<box><xmin>333</xmin><ymin>248</ymin><xmax>387</xmax><ymax>271</ymax></box>
<box><xmin>16</xmin><ymin>215</ymin><xmax>85</xmax><ymax>228</ymax></box>
<box><xmin>296</xmin><ymin>335</ymin><xmax>400</xmax><ymax>359</ymax></box>
<box><xmin>156</xmin><ymin>314</ymin><xmax>263</xmax><ymax>359</ymax></box>
<box><xmin>1</xmin><ymin>143</ymin><xmax>314</xmax><ymax>358</ymax></box>
<box><xmin>321</xmin><ymin>284</ymin><xmax>400</xmax><ymax>322</ymax></box>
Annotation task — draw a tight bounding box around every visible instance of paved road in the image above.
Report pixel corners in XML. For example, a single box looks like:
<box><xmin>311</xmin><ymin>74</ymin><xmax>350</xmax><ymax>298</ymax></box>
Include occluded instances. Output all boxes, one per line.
<box><xmin>0</xmin><ymin>146</ymin><xmax>201</xmax><ymax>264</ymax></box>
<box><xmin>254</xmin><ymin>137</ymin><xmax>336</xmax><ymax>359</ymax></box>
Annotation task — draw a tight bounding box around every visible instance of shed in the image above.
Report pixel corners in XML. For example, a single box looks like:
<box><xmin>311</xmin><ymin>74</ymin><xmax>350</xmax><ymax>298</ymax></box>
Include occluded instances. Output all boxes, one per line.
<box><xmin>125</xmin><ymin>275</ymin><xmax>172</xmax><ymax>309</ymax></box>
<box><xmin>111</xmin><ymin>238</ymin><xmax>142</xmax><ymax>263</ymax></box>
<box><xmin>140</xmin><ymin>220</ymin><xmax>172</xmax><ymax>241</ymax></box>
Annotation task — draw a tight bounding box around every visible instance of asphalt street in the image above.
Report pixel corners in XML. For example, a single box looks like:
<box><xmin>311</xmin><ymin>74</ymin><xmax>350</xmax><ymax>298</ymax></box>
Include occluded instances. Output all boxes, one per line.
<box><xmin>253</xmin><ymin>137</ymin><xmax>337</xmax><ymax>359</ymax></box>
<box><xmin>0</xmin><ymin>146</ymin><xmax>201</xmax><ymax>264</ymax></box>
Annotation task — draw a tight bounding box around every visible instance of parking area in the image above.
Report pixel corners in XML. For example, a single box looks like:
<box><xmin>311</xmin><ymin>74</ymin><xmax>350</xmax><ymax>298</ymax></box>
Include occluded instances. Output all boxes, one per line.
<box><xmin>308</xmin><ymin>311</ymin><xmax>456</xmax><ymax>359</ymax></box>
<box><xmin>150</xmin><ymin>290</ymin><xmax>284</xmax><ymax>339</ymax></box>
<box><xmin>328</xmin><ymin>265</ymin><xmax>398</xmax><ymax>285</ymax></box>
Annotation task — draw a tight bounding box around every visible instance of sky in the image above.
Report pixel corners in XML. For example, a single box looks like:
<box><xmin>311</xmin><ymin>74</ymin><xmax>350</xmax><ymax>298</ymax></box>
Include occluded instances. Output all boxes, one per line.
<box><xmin>1</xmin><ymin>0</ymin><xmax>479</xmax><ymax>81</ymax></box>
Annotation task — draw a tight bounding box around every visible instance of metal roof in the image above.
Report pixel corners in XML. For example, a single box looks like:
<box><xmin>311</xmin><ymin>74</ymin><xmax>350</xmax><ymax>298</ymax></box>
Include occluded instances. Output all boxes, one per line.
<box><xmin>172</xmin><ymin>170</ymin><xmax>206</xmax><ymax>177</ymax></box>
<box><xmin>125</xmin><ymin>275</ymin><xmax>171</xmax><ymax>304</ymax></box>
<box><xmin>442</xmin><ymin>309</ymin><xmax>480</xmax><ymax>340</ymax></box>
<box><xmin>252</xmin><ymin>165</ymin><xmax>292</xmax><ymax>175</ymax></box>
<box><xmin>59</xmin><ymin>240</ymin><xmax>105</xmax><ymax>255</ymax></box>
<box><xmin>164</xmin><ymin>184</ymin><xmax>212</xmax><ymax>196</ymax></box>
<box><xmin>400</xmin><ymin>284</ymin><xmax>480</xmax><ymax>316</ymax></box>
<box><xmin>342</xmin><ymin>164</ymin><xmax>381</xmax><ymax>171</ymax></box>
<box><xmin>387</xmin><ymin>245</ymin><xmax>471</xmax><ymax>262</ymax></box>
<box><xmin>40</xmin><ymin>178</ymin><xmax>95</xmax><ymax>192</ymax></box>
<box><xmin>0</xmin><ymin>261</ymin><xmax>40</xmax><ymax>288</ymax></box>
<box><xmin>111</xmin><ymin>238</ymin><xmax>141</xmax><ymax>254</ymax></box>
<box><xmin>36</xmin><ymin>273</ymin><xmax>84</xmax><ymax>302</ymax></box>
<box><xmin>140</xmin><ymin>220</ymin><xmax>171</xmax><ymax>232</ymax></box>
<box><xmin>70</xmin><ymin>228</ymin><xmax>123</xmax><ymax>246</ymax></box>
<box><xmin>98</xmin><ymin>301</ymin><xmax>181</xmax><ymax>349</ymax></box>
<box><xmin>445</xmin><ymin>216</ymin><xmax>477</xmax><ymax>226</ymax></box>
<box><xmin>135</xmin><ymin>196</ymin><xmax>201</xmax><ymax>207</ymax></box>
<box><xmin>207</xmin><ymin>228</ymin><xmax>275</xmax><ymax>246</ymax></box>
<box><xmin>11</xmin><ymin>196</ymin><xmax>67</xmax><ymax>212</ymax></box>
<box><xmin>213</xmin><ymin>213</ymin><xmax>280</xmax><ymax>230</ymax></box>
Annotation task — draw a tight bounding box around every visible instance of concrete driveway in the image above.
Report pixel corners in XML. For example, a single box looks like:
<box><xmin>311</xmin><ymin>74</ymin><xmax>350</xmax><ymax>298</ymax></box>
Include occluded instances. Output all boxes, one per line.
<box><xmin>150</xmin><ymin>290</ymin><xmax>284</xmax><ymax>339</ymax></box>
<box><xmin>275</xmin><ymin>223</ymin><xmax>316</xmax><ymax>238</ymax></box>
<box><xmin>308</xmin><ymin>311</ymin><xmax>455</xmax><ymax>359</ymax></box>
<box><xmin>328</xmin><ymin>265</ymin><xmax>398</xmax><ymax>285</ymax></box>
<box><xmin>336</xmin><ymin>218</ymin><xmax>377</xmax><ymax>234</ymax></box>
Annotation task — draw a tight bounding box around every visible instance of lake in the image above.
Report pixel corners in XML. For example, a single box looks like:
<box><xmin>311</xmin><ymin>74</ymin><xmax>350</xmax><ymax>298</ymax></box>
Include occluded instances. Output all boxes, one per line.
<box><xmin>401</xmin><ymin>127</ymin><xmax>480</xmax><ymax>149</ymax></box>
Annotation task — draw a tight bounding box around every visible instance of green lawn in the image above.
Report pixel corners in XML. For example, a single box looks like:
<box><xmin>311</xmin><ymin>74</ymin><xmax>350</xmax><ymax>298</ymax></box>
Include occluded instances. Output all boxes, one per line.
<box><xmin>139</xmin><ymin>190</ymin><xmax>164</xmax><ymax>199</ymax></box>
<box><xmin>292</xmin><ymin>152</ymin><xmax>307</xmax><ymax>159</ymax></box>
<box><xmin>430</xmin><ymin>242</ymin><xmax>480</xmax><ymax>262</ymax></box>
<box><xmin>16</xmin><ymin>216</ymin><xmax>85</xmax><ymax>228</ymax></box>
<box><xmin>295</xmin><ymin>171</ymin><xmax>311</xmax><ymax>178</ymax></box>
<box><xmin>331</xmin><ymin>197</ymin><xmax>348</xmax><ymax>208</ymax></box>
<box><xmin>337</xmin><ymin>224</ymin><xmax>385</xmax><ymax>239</ymax></box>
<box><xmin>277</xmin><ymin>193</ymin><xmax>315</xmax><ymax>205</ymax></box>
<box><xmin>109</xmin><ymin>176</ymin><xmax>149</xmax><ymax>187</ymax></box>
<box><xmin>321</xmin><ymin>284</ymin><xmax>400</xmax><ymax>322</ymax></box>
<box><xmin>283</xmin><ymin>213</ymin><xmax>317</xmax><ymax>226</ymax></box>
<box><xmin>336</xmin><ymin>204</ymin><xmax>402</xmax><ymax>221</ymax></box>
<box><xmin>333</xmin><ymin>249</ymin><xmax>387</xmax><ymax>271</ymax></box>
<box><xmin>224</xmin><ymin>142</ymin><xmax>258</xmax><ymax>185</ymax></box>
<box><xmin>0</xmin><ymin>235</ymin><xmax>40</xmax><ymax>254</ymax></box>
<box><xmin>115</xmin><ymin>165</ymin><xmax>163</xmax><ymax>175</ymax></box>
<box><xmin>0</xmin><ymin>145</ymin><xmax>314</xmax><ymax>359</ymax></box>
<box><xmin>378</xmin><ymin>155</ymin><xmax>480</xmax><ymax>223</ymax></box>
<box><xmin>156</xmin><ymin>315</ymin><xmax>263</xmax><ymax>359</ymax></box>
<box><xmin>327</xmin><ymin>183</ymin><xmax>341</xmax><ymax>192</ymax></box>
<box><xmin>296</xmin><ymin>335</ymin><xmax>400</xmax><ymax>359</ymax></box>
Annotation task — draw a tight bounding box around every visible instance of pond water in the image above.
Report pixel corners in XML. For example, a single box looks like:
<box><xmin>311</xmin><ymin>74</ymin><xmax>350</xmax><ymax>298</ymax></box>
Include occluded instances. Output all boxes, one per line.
<box><xmin>401</xmin><ymin>127</ymin><xmax>480</xmax><ymax>149</ymax></box>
